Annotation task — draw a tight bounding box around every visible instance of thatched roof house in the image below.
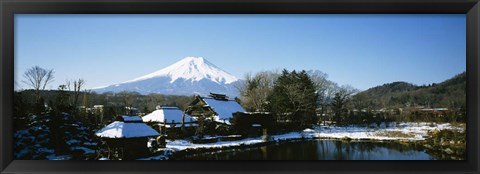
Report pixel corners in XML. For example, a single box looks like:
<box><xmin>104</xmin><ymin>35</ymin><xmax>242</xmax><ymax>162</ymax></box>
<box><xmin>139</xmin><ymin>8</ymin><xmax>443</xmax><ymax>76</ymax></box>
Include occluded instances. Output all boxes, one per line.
<box><xmin>95</xmin><ymin>116</ymin><xmax>159</xmax><ymax>138</ymax></box>
<box><xmin>142</xmin><ymin>106</ymin><xmax>198</xmax><ymax>128</ymax></box>
<box><xmin>186</xmin><ymin>93</ymin><xmax>246</xmax><ymax>125</ymax></box>
<box><xmin>95</xmin><ymin>116</ymin><xmax>159</xmax><ymax>160</ymax></box>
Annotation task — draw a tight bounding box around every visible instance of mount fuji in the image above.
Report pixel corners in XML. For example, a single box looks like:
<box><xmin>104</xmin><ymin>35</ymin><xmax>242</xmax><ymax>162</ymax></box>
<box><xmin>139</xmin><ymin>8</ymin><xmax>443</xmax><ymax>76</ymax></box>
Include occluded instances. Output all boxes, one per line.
<box><xmin>92</xmin><ymin>57</ymin><xmax>243</xmax><ymax>97</ymax></box>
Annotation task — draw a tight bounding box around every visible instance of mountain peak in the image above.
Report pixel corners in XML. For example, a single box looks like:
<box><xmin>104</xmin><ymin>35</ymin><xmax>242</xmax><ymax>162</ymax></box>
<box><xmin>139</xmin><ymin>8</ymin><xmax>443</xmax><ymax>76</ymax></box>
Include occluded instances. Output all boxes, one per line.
<box><xmin>183</xmin><ymin>56</ymin><xmax>205</xmax><ymax>62</ymax></box>
<box><xmin>92</xmin><ymin>56</ymin><xmax>242</xmax><ymax>96</ymax></box>
<box><xmin>179</xmin><ymin>56</ymin><xmax>206</xmax><ymax>65</ymax></box>
<box><xmin>124</xmin><ymin>56</ymin><xmax>239</xmax><ymax>84</ymax></box>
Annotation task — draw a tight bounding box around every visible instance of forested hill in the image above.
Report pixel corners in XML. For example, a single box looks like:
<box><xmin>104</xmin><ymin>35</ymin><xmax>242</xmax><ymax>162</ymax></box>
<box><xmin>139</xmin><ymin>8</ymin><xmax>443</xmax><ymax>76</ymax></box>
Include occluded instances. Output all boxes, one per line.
<box><xmin>352</xmin><ymin>72</ymin><xmax>466</xmax><ymax>109</ymax></box>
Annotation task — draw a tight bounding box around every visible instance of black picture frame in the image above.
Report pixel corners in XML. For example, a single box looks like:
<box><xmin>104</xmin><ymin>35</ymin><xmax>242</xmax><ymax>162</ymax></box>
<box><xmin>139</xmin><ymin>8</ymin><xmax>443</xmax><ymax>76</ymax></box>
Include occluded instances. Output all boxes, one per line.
<box><xmin>1</xmin><ymin>0</ymin><xmax>479</xmax><ymax>173</ymax></box>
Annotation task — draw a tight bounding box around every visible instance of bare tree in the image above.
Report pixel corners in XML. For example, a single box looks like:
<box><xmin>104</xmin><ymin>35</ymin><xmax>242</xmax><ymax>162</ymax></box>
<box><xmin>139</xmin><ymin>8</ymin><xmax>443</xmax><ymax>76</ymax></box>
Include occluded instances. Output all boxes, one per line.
<box><xmin>309</xmin><ymin>71</ymin><xmax>330</xmax><ymax>124</ymax></box>
<box><xmin>117</xmin><ymin>91</ymin><xmax>139</xmax><ymax>115</ymax></box>
<box><xmin>66</xmin><ymin>78</ymin><xmax>85</xmax><ymax>113</ymax></box>
<box><xmin>72</xmin><ymin>79</ymin><xmax>86</xmax><ymax>108</ymax></box>
<box><xmin>22</xmin><ymin>66</ymin><xmax>55</xmax><ymax>103</ymax></box>
<box><xmin>238</xmin><ymin>71</ymin><xmax>279</xmax><ymax>112</ymax></box>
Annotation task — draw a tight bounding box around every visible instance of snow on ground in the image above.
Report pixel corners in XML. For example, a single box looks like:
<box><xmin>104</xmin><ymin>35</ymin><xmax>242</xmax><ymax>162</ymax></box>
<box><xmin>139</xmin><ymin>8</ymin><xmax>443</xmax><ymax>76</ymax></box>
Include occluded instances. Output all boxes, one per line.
<box><xmin>37</xmin><ymin>148</ymin><xmax>55</xmax><ymax>154</ymax></box>
<box><xmin>138</xmin><ymin>154</ymin><xmax>168</xmax><ymax>160</ymax></box>
<box><xmin>66</xmin><ymin>139</ymin><xmax>81</xmax><ymax>145</ymax></box>
<box><xmin>311</xmin><ymin>122</ymin><xmax>462</xmax><ymax>141</ymax></box>
<box><xmin>83</xmin><ymin>142</ymin><xmax>97</xmax><ymax>146</ymax></box>
<box><xmin>167</xmin><ymin>138</ymin><xmax>264</xmax><ymax>151</ymax></box>
<box><xmin>137</xmin><ymin>150</ymin><xmax>173</xmax><ymax>160</ymax></box>
<box><xmin>46</xmin><ymin>154</ymin><xmax>72</xmax><ymax>160</ymax></box>
<box><xmin>70</xmin><ymin>146</ymin><xmax>95</xmax><ymax>154</ymax></box>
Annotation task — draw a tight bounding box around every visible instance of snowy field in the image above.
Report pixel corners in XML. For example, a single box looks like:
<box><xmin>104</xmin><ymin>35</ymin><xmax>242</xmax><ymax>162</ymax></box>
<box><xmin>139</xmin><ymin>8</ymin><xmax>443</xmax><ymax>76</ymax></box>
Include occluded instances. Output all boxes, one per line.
<box><xmin>307</xmin><ymin>122</ymin><xmax>462</xmax><ymax>141</ymax></box>
<box><xmin>139</xmin><ymin>122</ymin><xmax>464</xmax><ymax>160</ymax></box>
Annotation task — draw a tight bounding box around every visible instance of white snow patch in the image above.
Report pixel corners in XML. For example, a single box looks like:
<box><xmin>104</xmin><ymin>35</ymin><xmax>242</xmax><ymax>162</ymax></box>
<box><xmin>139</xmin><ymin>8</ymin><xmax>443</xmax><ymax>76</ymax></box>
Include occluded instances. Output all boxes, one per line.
<box><xmin>37</xmin><ymin>148</ymin><xmax>55</xmax><ymax>154</ymax></box>
<box><xmin>83</xmin><ymin>142</ymin><xmax>98</xmax><ymax>146</ymax></box>
<box><xmin>166</xmin><ymin>138</ymin><xmax>263</xmax><ymax>151</ymax></box>
<box><xmin>137</xmin><ymin>154</ymin><xmax>168</xmax><ymax>160</ymax></box>
<box><xmin>311</xmin><ymin>122</ymin><xmax>460</xmax><ymax>141</ymax></box>
<box><xmin>46</xmin><ymin>155</ymin><xmax>72</xmax><ymax>160</ymax></box>
<box><xmin>71</xmin><ymin>146</ymin><xmax>95</xmax><ymax>154</ymax></box>
<box><xmin>66</xmin><ymin>139</ymin><xmax>81</xmax><ymax>145</ymax></box>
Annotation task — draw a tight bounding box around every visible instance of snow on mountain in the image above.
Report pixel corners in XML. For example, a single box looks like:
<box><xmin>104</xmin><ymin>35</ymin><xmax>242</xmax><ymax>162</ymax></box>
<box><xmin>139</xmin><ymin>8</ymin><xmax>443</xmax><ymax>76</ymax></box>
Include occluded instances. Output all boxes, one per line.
<box><xmin>125</xmin><ymin>57</ymin><xmax>239</xmax><ymax>84</ymax></box>
<box><xmin>92</xmin><ymin>57</ymin><xmax>242</xmax><ymax>97</ymax></box>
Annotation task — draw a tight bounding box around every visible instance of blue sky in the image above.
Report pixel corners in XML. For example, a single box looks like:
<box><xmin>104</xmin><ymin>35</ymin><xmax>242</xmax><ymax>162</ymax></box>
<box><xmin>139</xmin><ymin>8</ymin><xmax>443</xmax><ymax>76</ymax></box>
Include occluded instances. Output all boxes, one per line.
<box><xmin>15</xmin><ymin>14</ymin><xmax>466</xmax><ymax>91</ymax></box>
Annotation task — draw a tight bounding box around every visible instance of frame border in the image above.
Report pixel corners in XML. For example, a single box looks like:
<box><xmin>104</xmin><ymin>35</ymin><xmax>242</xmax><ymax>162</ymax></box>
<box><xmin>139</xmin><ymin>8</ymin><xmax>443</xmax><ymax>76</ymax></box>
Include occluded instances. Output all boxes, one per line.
<box><xmin>1</xmin><ymin>0</ymin><xmax>479</xmax><ymax>174</ymax></box>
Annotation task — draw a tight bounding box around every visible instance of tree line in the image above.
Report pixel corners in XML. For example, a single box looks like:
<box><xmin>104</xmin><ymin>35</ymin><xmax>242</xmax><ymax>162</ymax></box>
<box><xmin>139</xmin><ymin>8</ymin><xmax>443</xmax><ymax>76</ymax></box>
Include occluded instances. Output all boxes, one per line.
<box><xmin>238</xmin><ymin>69</ymin><xmax>466</xmax><ymax>131</ymax></box>
<box><xmin>238</xmin><ymin>69</ymin><xmax>359</xmax><ymax>131</ymax></box>
<box><xmin>14</xmin><ymin>66</ymin><xmax>194</xmax><ymax>131</ymax></box>
<box><xmin>15</xmin><ymin>66</ymin><xmax>466</xmax><ymax>134</ymax></box>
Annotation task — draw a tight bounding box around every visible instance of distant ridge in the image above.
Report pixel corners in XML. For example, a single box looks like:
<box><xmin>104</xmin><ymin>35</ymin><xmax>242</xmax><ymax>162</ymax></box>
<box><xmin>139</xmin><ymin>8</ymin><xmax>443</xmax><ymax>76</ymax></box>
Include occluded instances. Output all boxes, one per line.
<box><xmin>354</xmin><ymin>72</ymin><xmax>466</xmax><ymax>108</ymax></box>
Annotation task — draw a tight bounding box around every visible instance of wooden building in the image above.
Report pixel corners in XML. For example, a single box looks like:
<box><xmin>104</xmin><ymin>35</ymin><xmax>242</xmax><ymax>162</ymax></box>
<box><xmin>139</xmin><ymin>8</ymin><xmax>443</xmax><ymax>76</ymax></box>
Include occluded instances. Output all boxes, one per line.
<box><xmin>142</xmin><ymin>106</ymin><xmax>198</xmax><ymax>132</ymax></box>
<box><xmin>419</xmin><ymin>108</ymin><xmax>450</xmax><ymax>116</ymax></box>
<box><xmin>95</xmin><ymin>116</ymin><xmax>159</xmax><ymax>160</ymax></box>
<box><xmin>185</xmin><ymin>93</ymin><xmax>246</xmax><ymax>125</ymax></box>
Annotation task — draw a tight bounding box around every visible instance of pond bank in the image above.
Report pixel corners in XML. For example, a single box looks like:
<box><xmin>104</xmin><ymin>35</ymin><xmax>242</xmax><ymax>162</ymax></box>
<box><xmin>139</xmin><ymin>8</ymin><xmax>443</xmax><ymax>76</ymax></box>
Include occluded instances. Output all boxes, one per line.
<box><xmin>137</xmin><ymin>122</ymin><xmax>464</xmax><ymax>160</ymax></box>
<box><xmin>174</xmin><ymin>139</ymin><xmax>435</xmax><ymax>160</ymax></box>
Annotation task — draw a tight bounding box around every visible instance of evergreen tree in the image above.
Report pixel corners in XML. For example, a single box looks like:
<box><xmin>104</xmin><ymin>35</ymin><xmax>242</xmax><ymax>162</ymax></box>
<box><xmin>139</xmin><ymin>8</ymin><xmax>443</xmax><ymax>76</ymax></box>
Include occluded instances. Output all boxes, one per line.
<box><xmin>331</xmin><ymin>92</ymin><xmax>348</xmax><ymax>125</ymax></box>
<box><xmin>267</xmin><ymin>69</ymin><xmax>317</xmax><ymax>129</ymax></box>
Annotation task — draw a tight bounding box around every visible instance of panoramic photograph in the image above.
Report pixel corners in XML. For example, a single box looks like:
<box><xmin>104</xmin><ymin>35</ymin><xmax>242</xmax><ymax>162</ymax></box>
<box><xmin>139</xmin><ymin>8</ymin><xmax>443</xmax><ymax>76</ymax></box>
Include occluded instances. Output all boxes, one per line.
<box><xmin>14</xmin><ymin>14</ymin><xmax>466</xmax><ymax>160</ymax></box>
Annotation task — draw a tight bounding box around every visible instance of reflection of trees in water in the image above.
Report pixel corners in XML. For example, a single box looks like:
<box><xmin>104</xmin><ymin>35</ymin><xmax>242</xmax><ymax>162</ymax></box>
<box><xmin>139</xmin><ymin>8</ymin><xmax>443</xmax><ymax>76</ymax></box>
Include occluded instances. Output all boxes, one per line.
<box><xmin>346</xmin><ymin>141</ymin><xmax>429</xmax><ymax>160</ymax></box>
<box><xmin>316</xmin><ymin>139</ymin><xmax>329</xmax><ymax>159</ymax></box>
<box><xmin>334</xmin><ymin>141</ymin><xmax>346</xmax><ymax>160</ymax></box>
<box><xmin>261</xmin><ymin>146</ymin><xmax>267</xmax><ymax>159</ymax></box>
<box><xmin>296</xmin><ymin>140</ymin><xmax>429</xmax><ymax>160</ymax></box>
<box><xmin>317</xmin><ymin>140</ymin><xmax>378</xmax><ymax>160</ymax></box>
<box><xmin>176</xmin><ymin>140</ymin><xmax>432</xmax><ymax>160</ymax></box>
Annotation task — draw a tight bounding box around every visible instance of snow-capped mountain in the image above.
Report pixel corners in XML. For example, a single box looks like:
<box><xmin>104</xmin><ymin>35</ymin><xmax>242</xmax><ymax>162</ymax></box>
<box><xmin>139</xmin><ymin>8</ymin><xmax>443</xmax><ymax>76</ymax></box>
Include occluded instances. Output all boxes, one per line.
<box><xmin>92</xmin><ymin>57</ymin><xmax>242</xmax><ymax>97</ymax></box>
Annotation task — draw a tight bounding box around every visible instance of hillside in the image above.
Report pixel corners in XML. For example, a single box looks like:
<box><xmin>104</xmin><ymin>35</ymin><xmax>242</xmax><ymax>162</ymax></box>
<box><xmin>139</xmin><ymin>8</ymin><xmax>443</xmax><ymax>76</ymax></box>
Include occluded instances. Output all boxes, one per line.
<box><xmin>352</xmin><ymin>72</ymin><xmax>466</xmax><ymax>109</ymax></box>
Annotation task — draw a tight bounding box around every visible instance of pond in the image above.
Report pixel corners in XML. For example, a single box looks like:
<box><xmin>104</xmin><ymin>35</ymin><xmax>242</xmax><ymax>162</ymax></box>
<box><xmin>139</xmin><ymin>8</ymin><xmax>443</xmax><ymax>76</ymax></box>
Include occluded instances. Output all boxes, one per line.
<box><xmin>174</xmin><ymin>139</ymin><xmax>436</xmax><ymax>160</ymax></box>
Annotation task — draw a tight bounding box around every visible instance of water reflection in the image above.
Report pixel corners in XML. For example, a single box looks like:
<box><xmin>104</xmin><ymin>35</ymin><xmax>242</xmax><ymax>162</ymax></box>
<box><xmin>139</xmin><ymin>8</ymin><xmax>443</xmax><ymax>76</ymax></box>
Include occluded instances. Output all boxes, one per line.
<box><xmin>176</xmin><ymin>140</ymin><xmax>435</xmax><ymax>160</ymax></box>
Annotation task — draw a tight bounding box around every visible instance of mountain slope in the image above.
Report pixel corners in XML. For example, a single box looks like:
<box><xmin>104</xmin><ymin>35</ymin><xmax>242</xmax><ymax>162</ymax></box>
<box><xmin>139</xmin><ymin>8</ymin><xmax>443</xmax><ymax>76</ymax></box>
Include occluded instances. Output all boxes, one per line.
<box><xmin>124</xmin><ymin>57</ymin><xmax>238</xmax><ymax>84</ymax></box>
<box><xmin>352</xmin><ymin>72</ymin><xmax>466</xmax><ymax>109</ymax></box>
<box><xmin>92</xmin><ymin>57</ymin><xmax>242</xmax><ymax>97</ymax></box>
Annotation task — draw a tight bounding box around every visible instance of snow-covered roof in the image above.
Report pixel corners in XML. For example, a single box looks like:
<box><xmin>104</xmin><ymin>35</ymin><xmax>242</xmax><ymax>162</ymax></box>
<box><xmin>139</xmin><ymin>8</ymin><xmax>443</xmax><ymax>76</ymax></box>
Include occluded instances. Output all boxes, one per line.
<box><xmin>142</xmin><ymin>106</ymin><xmax>196</xmax><ymax>123</ymax></box>
<box><xmin>202</xmin><ymin>97</ymin><xmax>246</xmax><ymax>121</ymax></box>
<box><xmin>165</xmin><ymin>123</ymin><xmax>199</xmax><ymax>128</ymax></box>
<box><xmin>157</xmin><ymin>106</ymin><xmax>179</xmax><ymax>109</ymax></box>
<box><xmin>95</xmin><ymin>121</ymin><xmax>159</xmax><ymax>138</ymax></box>
<box><xmin>213</xmin><ymin>117</ymin><xmax>231</xmax><ymax>125</ymax></box>
<box><xmin>120</xmin><ymin>116</ymin><xmax>143</xmax><ymax>122</ymax></box>
<box><xmin>420</xmin><ymin>108</ymin><xmax>449</xmax><ymax>111</ymax></box>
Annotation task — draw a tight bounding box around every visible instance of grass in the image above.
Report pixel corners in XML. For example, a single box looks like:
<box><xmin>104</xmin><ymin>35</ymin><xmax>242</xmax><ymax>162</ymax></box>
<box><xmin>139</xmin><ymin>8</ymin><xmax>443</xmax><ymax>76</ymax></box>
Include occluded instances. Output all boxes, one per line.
<box><xmin>374</xmin><ymin>131</ymin><xmax>415</xmax><ymax>138</ymax></box>
<box><xmin>449</xmin><ymin>122</ymin><xmax>466</xmax><ymax>130</ymax></box>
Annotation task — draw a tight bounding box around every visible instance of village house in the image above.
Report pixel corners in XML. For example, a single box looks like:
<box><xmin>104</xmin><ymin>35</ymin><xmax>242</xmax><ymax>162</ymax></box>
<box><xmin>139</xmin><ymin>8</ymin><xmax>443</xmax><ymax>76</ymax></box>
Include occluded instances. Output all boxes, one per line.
<box><xmin>419</xmin><ymin>108</ymin><xmax>449</xmax><ymax>117</ymax></box>
<box><xmin>185</xmin><ymin>93</ymin><xmax>246</xmax><ymax>125</ymax></box>
<box><xmin>142</xmin><ymin>106</ymin><xmax>198</xmax><ymax>131</ymax></box>
<box><xmin>95</xmin><ymin>116</ymin><xmax>159</xmax><ymax>160</ymax></box>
